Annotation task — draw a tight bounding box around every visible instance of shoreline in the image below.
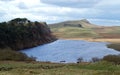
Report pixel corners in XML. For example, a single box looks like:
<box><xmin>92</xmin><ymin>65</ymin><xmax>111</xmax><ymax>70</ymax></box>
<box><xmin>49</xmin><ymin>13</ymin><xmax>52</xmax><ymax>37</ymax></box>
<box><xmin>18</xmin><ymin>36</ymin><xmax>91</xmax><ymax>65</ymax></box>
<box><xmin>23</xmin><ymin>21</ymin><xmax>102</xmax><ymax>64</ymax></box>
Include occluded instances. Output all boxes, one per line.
<box><xmin>60</xmin><ymin>38</ymin><xmax>120</xmax><ymax>43</ymax></box>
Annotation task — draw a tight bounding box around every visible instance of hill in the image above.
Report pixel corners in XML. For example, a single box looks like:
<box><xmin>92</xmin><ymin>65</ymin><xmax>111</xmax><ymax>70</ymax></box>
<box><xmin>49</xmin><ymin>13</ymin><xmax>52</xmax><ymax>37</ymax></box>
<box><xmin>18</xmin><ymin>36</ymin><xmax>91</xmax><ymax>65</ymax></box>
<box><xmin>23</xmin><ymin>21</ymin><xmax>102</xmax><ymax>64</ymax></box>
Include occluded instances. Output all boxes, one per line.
<box><xmin>49</xmin><ymin>19</ymin><xmax>98</xmax><ymax>28</ymax></box>
<box><xmin>49</xmin><ymin>19</ymin><xmax>120</xmax><ymax>39</ymax></box>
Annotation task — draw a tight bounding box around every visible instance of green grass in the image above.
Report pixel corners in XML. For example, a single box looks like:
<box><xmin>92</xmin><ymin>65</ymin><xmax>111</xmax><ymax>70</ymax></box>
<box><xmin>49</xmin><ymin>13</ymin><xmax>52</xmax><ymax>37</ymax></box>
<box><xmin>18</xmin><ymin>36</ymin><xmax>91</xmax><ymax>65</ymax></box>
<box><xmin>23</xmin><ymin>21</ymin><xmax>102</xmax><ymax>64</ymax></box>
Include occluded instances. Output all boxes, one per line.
<box><xmin>0</xmin><ymin>61</ymin><xmax>120</xmax><ymax>75</ymax></box>
<box><xmin>51</xmin><ymin>27</ymin><xmax>99</xmax><ymax>38</ymax></box>
<box><xmin>50</xmin><ymin>24</ymin><xmax>120</xmax><ymax>39</ymax></box>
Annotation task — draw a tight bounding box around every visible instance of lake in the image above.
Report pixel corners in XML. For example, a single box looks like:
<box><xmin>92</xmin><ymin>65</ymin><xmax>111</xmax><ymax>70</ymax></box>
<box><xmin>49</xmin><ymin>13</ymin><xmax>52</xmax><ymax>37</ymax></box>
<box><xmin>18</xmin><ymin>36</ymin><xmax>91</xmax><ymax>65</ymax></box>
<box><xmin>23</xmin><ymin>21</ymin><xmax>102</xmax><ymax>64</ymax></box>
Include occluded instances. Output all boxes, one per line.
<box><xmin>21</xmin><ymin>40</ymin><xmax>120</xmax><ymax>63</ymax></box>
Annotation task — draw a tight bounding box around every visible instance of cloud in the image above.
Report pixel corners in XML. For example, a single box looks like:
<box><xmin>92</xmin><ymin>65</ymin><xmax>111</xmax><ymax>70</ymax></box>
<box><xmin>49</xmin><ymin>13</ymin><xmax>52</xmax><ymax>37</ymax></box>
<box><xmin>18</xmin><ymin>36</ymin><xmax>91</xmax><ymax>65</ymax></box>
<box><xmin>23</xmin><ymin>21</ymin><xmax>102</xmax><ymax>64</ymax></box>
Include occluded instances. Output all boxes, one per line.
<box><xmin>17</xmin><ymin>2</ymin><xmax>28</xmax><ymax>9</ymax></box>
<box><xmin>96</xmin><ymin>0</ymin><xmax>120</xmax><ymax>9</ymax></box>
<box><xmin>0</xmin><ymin>0</ymin><xmax>120</xmax><ymax>26</ymax></box>
<box><xmin>41</xmin><ymin>0</ymin><xmax>100</xmax><ymax>8</ymax></box>
<box><xmin>89</xmin><ymin>19</ymin><xmax>120</xmax><ymax>26</ymax></box>
<box><xmin>91</xmin><ymin>0</ymin><xmax>120</xmax><ymax>21</ymax></box>
<box><xmin>0</xmin><ymin>0</ymin><xmax>14</xmax><ymax>2</ymax></box>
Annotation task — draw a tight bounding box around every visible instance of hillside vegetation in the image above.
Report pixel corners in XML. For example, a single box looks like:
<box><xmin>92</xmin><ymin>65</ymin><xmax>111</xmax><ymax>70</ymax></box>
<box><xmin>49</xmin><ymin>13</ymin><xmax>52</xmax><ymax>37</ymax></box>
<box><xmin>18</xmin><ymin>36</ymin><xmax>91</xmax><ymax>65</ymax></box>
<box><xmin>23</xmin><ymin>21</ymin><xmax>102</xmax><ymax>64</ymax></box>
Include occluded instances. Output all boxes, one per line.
<box><xmin>0</xmin><ymin>18</ymin><xmax>56</xmax><ymax>50</ymax></box>
<box><xmin>0</xmin><ymin>18</ymin><xmax>56</xmax><ymax>61</ymax></box>
<box><xmin>49</xmin><ymin>19</ymin><xmax>120</xmax><ymax>39</ymax></box>
<box><xmin>49</xmin><ymin>19</ymin><xmax>97</xmax><ymax>28</ymax></box>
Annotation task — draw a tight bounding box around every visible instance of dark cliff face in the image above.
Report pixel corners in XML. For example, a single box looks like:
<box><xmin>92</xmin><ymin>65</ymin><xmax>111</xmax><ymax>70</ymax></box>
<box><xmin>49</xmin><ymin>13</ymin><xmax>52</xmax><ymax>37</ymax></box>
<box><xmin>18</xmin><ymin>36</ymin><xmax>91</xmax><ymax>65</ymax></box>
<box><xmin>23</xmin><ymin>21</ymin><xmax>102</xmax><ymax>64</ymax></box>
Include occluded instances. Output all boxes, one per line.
<box><xmin>0</xmin><ymin>18</ymin><xmax>57</xmax><ymax>50</ymax></box>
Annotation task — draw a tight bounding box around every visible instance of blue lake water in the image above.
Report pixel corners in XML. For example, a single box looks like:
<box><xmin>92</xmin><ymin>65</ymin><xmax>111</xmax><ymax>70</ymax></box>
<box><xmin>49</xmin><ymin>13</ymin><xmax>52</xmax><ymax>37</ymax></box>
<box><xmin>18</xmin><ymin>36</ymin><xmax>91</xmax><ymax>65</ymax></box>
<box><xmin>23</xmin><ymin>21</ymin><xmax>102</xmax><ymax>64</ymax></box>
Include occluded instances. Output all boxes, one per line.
<box><xmin>21</xmin><ymin>40</ymin><xmax>120</xmax><ymax>63</ymax></box>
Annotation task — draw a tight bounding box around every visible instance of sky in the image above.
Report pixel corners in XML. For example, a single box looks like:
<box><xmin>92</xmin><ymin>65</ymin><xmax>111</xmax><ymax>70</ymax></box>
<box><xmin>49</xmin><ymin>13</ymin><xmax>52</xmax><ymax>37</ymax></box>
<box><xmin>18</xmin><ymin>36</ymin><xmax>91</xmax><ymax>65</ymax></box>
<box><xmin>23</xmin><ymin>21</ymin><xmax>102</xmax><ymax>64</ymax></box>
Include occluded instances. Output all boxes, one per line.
<box><xmin>0</xmin><ymin>0</ymin><xmax>120</xmax><ymax>26</ymax></box>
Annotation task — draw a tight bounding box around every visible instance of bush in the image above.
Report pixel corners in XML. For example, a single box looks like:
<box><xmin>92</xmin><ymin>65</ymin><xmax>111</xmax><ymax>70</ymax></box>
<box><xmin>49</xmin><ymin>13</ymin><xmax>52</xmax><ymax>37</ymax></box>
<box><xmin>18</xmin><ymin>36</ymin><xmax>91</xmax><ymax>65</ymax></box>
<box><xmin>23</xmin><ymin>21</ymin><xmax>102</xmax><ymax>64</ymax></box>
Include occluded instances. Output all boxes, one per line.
<box><xmin>107</xmin><ymin>43</ymin><xmax>120</xmax><ymax>51</ymax></box>
<box><xmin>77</xmin><ymin>57</ymin><xmax>83</xmax><ymax>63</ymax></box>
<box><xmin>102</xmin><ymin>54</ymin><xmax>120</xmax><ymax>64</ymax></box>
<box><xmin>0</xmin><ymin>49</ymin><xmax>36</xmax><ymax>61</ymax></box>
<box><xmin>91</xmin><ymin>57</ymin><xmax>101</xmax><ymax>63</ymax></box>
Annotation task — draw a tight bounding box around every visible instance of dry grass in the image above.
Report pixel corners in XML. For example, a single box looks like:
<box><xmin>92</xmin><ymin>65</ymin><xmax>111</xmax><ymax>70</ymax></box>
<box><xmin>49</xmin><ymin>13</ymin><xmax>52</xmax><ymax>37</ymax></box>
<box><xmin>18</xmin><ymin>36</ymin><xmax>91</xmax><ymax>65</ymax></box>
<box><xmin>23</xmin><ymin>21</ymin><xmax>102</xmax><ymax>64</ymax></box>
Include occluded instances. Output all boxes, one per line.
<box><xmin>62</xmin><ymin>38</ymin><xmax>120</xmax><ymax>43</ymax></box>
<box><xmin>0</xmin><ymin>61</ymin><xmax>120</xmax><ymax>75</ymax></box>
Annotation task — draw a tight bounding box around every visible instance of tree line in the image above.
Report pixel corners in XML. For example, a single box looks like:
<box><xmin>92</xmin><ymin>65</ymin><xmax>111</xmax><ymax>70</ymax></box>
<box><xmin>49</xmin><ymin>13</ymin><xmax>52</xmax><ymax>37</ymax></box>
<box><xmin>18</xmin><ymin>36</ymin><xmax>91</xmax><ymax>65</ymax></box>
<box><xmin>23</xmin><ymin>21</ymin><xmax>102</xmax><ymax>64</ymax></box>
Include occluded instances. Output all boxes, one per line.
<box><xmin>0</xmin><ymin>18</ymin><xmax>57</xmax><ymax>50</ymax></box>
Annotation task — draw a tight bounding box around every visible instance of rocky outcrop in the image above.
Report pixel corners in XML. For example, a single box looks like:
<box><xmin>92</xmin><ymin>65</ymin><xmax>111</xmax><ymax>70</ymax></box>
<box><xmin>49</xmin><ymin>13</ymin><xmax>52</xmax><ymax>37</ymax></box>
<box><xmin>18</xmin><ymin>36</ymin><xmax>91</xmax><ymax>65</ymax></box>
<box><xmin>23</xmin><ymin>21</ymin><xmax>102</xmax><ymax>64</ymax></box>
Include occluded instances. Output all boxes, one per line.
<box><xmin>64</xmin><ymin>23</ymin><xmax>83</xmax><ymax>28</ymax></box>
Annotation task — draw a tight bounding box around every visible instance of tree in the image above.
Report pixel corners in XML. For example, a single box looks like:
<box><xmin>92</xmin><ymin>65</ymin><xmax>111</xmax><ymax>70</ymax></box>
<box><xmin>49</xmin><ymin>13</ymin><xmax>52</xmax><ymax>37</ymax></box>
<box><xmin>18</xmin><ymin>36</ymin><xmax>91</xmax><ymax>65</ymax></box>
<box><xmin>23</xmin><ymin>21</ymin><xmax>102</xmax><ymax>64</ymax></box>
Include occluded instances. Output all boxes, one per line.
<box><xmin>77</xmin><ymin>57</ymin><xmax>83</xmax><ymax>63</ymax></box>
<box><xmin>0</xmin><ymin>18</ymin><xmax>57</xmax><ymax>50</ymax></box>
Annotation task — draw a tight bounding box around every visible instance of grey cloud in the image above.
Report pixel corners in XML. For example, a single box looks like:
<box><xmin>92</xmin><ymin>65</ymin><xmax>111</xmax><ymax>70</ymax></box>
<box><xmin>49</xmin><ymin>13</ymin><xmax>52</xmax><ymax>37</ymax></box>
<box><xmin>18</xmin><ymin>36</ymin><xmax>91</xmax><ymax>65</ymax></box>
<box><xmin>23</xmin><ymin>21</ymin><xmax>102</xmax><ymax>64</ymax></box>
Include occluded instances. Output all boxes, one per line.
<box><xmin>0</xmin><ymin>0</ymin><xmax>120</xmax><ymax>26</ymax></box>
<box><xmin>89</xmin><ymin>19</ymin><xmax>120</xmax><ymax>26</ymax></box>
<box><xmin>0</xmin><ymin>0</ymin><xmax>14</xmax><ymax>2</ymax></box>
<box><xmin>17</xmin><ymin>2</ymin><xmax>28</xmax><ymax>9</ymax></box>
<box><xmin>41</xmin><ymin>0</ymin><xmax>99</xmax><ymax>8</ymax></box>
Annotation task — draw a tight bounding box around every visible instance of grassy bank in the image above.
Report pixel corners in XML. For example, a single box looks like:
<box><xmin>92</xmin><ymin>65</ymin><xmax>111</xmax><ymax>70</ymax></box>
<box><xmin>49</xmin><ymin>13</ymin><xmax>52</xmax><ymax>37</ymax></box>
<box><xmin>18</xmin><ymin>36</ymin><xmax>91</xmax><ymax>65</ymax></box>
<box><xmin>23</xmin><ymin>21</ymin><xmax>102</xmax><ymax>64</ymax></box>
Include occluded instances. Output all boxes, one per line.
<box><xmin>0</xmin><ymin>48</ymin><xmax>35</xmax><ymax>61</ymax></box>
<box><xmin>0</xmin><ymin>61</ymin><xmax>120</xmax><ymax>75</ymax></box>
<box><xmin>107</xmin><ymin>43</ymin><xmax>120</xmax><ymax>51</ymax></box>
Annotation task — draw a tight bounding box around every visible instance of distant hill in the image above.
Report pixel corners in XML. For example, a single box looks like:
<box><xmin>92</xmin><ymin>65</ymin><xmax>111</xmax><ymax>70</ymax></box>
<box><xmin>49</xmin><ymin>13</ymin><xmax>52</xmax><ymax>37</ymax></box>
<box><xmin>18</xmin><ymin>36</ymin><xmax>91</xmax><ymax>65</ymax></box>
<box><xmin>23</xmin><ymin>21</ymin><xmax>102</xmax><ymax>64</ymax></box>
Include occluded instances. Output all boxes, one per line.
<box><xmin>49</xmin><ymin>19</ymin><xmax>98</xmax><ymax>28</ymax></box>
<box><xmin>49</xmin><ymin>19</ymin><xmax>120</xmax><ymax>38</ymax></box>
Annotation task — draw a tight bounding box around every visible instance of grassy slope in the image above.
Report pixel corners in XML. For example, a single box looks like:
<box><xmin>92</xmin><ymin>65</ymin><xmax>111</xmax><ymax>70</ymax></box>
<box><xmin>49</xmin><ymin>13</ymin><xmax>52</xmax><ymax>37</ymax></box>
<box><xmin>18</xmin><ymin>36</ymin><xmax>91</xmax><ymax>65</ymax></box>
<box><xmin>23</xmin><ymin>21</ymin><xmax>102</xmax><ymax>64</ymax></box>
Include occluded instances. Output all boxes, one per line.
<box><xmin>0</xmin><ymin>61</ymin><xmax>120</xmax><ymax>75</ymax></box>
<box><xmin>49</xmin><ymin>20</ymin><xmax>120</xmax><ymax>39</ymax></box>
<box><xmin>51</xmin><ymin>27</ymin><xmax>99</xmax><ymax>38</ymax></box>
<box><xmin>49</xmin><ymin>19</ymin><xmax>98</xmax><ymax>28</ymax></box>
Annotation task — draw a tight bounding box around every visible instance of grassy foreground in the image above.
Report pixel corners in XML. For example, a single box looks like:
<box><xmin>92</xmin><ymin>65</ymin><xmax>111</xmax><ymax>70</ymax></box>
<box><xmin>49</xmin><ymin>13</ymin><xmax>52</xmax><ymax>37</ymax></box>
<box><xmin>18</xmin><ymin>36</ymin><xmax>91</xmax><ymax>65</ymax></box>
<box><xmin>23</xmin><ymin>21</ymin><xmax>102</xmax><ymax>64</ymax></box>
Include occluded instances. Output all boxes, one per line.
<box><xmin>0</xmin><ymin>61</ymin><xmax>120</xmax><ymax>75</ymax></box>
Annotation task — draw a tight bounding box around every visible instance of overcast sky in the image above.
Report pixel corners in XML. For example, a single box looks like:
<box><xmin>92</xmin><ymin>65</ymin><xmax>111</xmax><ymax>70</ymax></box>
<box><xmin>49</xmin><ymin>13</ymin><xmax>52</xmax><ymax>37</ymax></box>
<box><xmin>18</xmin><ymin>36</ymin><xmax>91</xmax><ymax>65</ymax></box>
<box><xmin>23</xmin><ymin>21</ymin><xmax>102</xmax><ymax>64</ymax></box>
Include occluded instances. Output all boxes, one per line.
<box><xmin>0</xmin><ymin>0</ymin><xmax>120</xmax><ymax>26</ymax></box>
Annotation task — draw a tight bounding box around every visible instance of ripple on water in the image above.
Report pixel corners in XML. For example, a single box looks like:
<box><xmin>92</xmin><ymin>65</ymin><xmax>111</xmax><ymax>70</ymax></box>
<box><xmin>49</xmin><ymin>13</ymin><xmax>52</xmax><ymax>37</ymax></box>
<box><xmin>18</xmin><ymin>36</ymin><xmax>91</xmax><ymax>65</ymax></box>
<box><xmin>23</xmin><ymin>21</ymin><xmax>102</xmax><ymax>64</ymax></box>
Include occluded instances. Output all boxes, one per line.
<box><xmin>21</xmin><ymin>40</ymin><xmax>120</xmax><ymax>63</ymax></box>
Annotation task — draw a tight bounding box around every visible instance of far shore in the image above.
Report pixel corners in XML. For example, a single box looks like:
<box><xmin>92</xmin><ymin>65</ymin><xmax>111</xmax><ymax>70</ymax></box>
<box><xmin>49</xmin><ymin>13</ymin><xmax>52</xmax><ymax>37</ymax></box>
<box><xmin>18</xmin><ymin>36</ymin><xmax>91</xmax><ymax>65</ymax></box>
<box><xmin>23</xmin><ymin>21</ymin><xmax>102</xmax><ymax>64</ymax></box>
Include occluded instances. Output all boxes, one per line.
<box><xmin>60</xmin><ymin>38</ymin><xmax>120</xmax><ymax>43</ymax></box>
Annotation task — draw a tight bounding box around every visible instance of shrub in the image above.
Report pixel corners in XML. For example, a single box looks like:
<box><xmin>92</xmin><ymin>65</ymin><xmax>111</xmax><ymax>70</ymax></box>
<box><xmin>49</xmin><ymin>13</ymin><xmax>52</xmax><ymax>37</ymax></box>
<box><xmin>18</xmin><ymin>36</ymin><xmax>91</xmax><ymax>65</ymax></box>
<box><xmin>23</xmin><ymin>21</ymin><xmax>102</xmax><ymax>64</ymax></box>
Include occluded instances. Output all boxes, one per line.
<box><xmin>0</xmin><ymin>49</ymin><xmax>36</xmax><ymax>61</ymax></box>
<box><xmin>107</xmin><ymin>43</ymin><xmax>120</xmax><ymax>51</ymax></box>
<box><xmin>91</xmin><ymin>57</ymin><xmax>101</xmax><ymax>63</ymax></box>
<box><xmin>77</xmin><ymin>57</ymin><xmax>83</xmax><ymax>63</ymax></box>
<box><xmin>102</xmin><ymin>54</ymin><xmax>120</xmax><ymax>64</ymax></box>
